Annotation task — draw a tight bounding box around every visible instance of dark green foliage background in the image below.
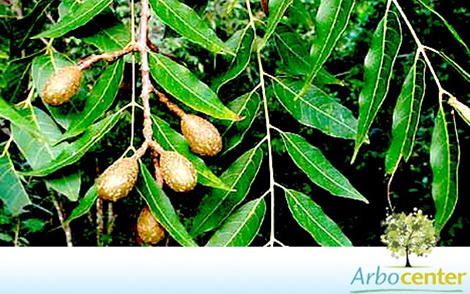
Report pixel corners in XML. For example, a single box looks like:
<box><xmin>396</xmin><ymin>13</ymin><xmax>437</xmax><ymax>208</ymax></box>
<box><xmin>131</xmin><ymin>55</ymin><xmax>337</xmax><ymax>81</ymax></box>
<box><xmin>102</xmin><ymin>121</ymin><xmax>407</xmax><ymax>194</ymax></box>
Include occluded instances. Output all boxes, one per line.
<box><xmin>0</xmin><ymin>0</ymin><xmax>469</xmax><ymax>246</ymax></box>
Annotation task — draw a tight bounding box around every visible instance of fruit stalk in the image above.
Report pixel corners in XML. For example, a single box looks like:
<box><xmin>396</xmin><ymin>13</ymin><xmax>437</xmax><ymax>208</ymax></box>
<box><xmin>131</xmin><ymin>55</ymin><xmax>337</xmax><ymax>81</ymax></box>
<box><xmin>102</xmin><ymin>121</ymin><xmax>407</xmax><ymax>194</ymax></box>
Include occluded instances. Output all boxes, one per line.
<box><xmin>78</xmin><ymin>43</ymin><xmax>138</xmax><ymax>70</ymax></box>
<box><xmin>154</xmin><ymin>89</ymin><xmax>185</xmax><ymax>118</ymax></box>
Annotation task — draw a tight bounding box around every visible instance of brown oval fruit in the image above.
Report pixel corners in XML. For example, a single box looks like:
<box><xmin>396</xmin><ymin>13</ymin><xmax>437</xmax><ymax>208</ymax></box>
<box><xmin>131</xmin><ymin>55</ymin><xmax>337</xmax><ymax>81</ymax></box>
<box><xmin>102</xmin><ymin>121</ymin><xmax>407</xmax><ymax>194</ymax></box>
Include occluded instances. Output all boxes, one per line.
<box><xmin>181</xmin><ymin>114</ymin><xmax>222</xmax><ymax>156</ymax></box>
<box><xmin>137</xmin><ymin>206</ymin><xmax>166</xmax><ymax>245</ymax></box>
<box><xmin>160</xmin><ymin>151</ymin><xmax>197</xmax><ymax>192</ymax></box>
<box><xmin>42</xmin><ymin>66</ymin><xmax>82</xmax><ymax>106</ymax></box>
<box><xmin>97</xmin><ymin>157</ymin><xmax>139</xmax><ymax>202</ymax></box>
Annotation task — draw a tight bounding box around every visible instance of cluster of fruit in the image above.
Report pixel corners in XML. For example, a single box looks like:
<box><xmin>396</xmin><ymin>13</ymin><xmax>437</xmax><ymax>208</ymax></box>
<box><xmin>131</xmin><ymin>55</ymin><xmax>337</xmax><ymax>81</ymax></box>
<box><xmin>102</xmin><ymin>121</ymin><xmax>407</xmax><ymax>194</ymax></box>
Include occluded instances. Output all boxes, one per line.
<box><xmin>42</xmin><ymin>65</ymin><xmax>223</xmax><ymax>245</ymax></box>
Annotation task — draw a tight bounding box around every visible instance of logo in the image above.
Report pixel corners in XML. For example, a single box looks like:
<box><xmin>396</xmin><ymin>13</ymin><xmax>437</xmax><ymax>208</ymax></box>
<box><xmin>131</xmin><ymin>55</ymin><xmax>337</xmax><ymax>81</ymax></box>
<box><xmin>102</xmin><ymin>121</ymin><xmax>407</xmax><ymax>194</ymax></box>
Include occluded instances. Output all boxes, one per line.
<box><xmin>382</xmin><ymin>209</ymin><xmax>437</xmax><ymax>268</ymax></box>
<box><xmin>351</xmin><ymin>266</ymin><xmax>467</xmax><ymax>287</ymax></box>
<box><xmin>348</xmin><ymin>209</ymin><xmax>467</xmax><ymax>293</ymax></box>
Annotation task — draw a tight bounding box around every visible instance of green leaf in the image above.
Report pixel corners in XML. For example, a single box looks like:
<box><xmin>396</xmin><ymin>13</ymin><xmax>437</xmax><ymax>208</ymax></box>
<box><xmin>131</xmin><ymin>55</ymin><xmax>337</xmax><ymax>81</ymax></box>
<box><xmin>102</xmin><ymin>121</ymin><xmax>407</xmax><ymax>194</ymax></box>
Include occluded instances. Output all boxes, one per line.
<box><xmin>46</xmin><ymin>170</ymin><xmax>81</xmax><ymax>202</ymax></box>
<box><xmin>0</xmin><ymin>233</ymin><xmax>14</xmax><ymax>243</ymax></box>
<box><xmin>11</xmin><ymin>107</ymin><xmax>81</xmax><ymax>201</ymax></box>
<box><xmin>66</xmin><ymin>184</ymin><xmax>98</xmax><ymax>224</ymax></box>
<box><xmin>212</xmin><ymin>27</ymin><xmax>254</xmax><ymax>93</ymax></box>
<box><xmin>274</xmin><ymin>26</ymin><xmax>343</xmax><ymax>85</ymax></box>
<box><xmin>0</xmin><ymin>153</ymin><xmax>31</xmax><ymax>216</ymax></box>
<box><xmin>416</xmin><ymin>0</ymin><xmax>470</xmax><ymax>57</ymax></box>
<box><xmin>287</xmin><ymin>0</ymin><xmax>314</xmax><ymax>28</ymax></box>
<box><xmin>11</xmin><ymin>107</ymin><xmax>67</xmax><ymax>169</ymax></box>
<box><xmin>353</xmin><ymin>11</ymin><xmax>402</xmax><ymax>160</ymax></box>
<box><xmin>429</xmin><ymin>50</ymin><xmax>470</xmax><ymax>83</ymax></box>
<box><xmin>274</xmin><ymin>25</ymin><xmax>310</xmax><ymax>76</ymax></box>
<box><xmin>149</xmin><ymin>0</ymin><xmax>231</xmax><ymax>54</ymax></box>
<box><xmin>281</xmin><ymin>132</ymin><xmax>368</xmax><ymax>203</ymax></box>
<box><xmin>22</xmin><ymin>219</ymin><xmax>47</xmax><ymax>233</ymax></box>
<box><xmin>34</xmin><ymin>0</ymin><xmax>112</xmax><ymax>39</ymax></box>
<box><xmin>430</xmin><ymin>106</ymin><xmax>459</xmax><ymax>233</ymax></box>
<box><xmin>298</xmin><ymin>0</ymin><xmax>354</xmax><ymax>96</ymax></box>
<box><xmin>0</xmin><ymin>55</ymin><xmax>35</xmax><ymax>103</ymax></box>
<box><xmin>152</xmin><ymin>115</ymin><xmax>231</xmax><ymax>191</ymax></box>
<box><xmin>261</xmin><ymin>0</ymin><xmax>294</xmax><ymax>48</ymax></box>
<box><xmin>285</xmin><ymin>189</ymin><xmax>352</xmax><ymax>246</ymax></box>
<box><xmin>0</xmin><ymin>97</ymin><xmax>45</xmax><ymax>140</ymax></box>
<box><xmin>191</xmin><ymin>147</ymin><xmax>263</xmax><ymax>237</ymax></box>
<box><xmin>62</xmin><ymin>59</ymin><xmax>124</xmax><ymax>140</ymax></box>
<box><xmin>31</xmin><ymin>53</ymin><xmax>84</xmax><ymax>129</ymax></box>
<box><xmin>220</xmin><ymin>92</ymin><xmax>261</xmax><ymax>155</ymax></box>
<box><xmin>82</xmin><ymin>21</ymin><xmax>131</xmax><ymax>52</ymax></box>
<box><xmin>206</xmin><ymin>198</ymin><xmax>266</xmax><ymax>247</ymax></box>
<box><xmin>7</xmin><ymin>0</ymin><xmax>57</xmax><ymax>57</ymax></box>
<box><xmin>22</xmin><ymin>113</ymin><xmax>121</xmax><ymax>177</ymax></box>
<box><xmin>136</xmin><ymin>163</ymin><xmax>198</xmax><ymax>247</ymax></box>
<box><xmin>149</xmin><ymin>53</ymin><xmax>239</xmax><ymax>121</ymax></box>
<box><xmin>385</xmin><ymin>59</ymin><xmax>426</xmax><ymax>174</ymax></box>
<box><xmin>272</xmin><ymin>78</ymin><xmax>357</xmax><ymax>140</ymax></box>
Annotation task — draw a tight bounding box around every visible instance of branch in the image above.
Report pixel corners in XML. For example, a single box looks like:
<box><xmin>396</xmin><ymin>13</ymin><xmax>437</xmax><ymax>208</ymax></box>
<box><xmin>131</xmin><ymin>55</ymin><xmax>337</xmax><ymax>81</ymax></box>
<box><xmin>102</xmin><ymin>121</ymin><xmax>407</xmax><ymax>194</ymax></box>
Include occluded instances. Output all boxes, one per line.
<box><xmin>52</xmin><ymin>195</ymin><xmax>73</xmax><ymax>247</ymax></box>
<box><xmin>138</xmin><ymin>0</ymin><xmax>153</xmax><ymax>143</ymax></box>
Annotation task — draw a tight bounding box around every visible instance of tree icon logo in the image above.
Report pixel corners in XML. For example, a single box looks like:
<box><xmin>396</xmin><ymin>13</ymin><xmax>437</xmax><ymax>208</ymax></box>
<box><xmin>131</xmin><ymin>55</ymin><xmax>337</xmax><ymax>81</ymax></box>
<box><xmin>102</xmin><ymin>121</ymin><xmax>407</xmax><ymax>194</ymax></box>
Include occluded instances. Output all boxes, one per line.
<box><xmin>381</xmin><ymin>209</ymin><xmax>438</xmax><ymax>267</ymax></box>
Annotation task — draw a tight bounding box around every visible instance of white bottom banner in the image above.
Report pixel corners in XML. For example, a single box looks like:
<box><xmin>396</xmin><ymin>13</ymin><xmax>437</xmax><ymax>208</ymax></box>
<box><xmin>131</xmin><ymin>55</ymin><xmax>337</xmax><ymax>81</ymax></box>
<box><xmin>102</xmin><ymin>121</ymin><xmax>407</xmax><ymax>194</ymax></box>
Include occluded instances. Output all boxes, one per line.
<box><xmin>0</xmin><ymin>247</ymin><xmax>468</xmax><ymax>293</ymax></box>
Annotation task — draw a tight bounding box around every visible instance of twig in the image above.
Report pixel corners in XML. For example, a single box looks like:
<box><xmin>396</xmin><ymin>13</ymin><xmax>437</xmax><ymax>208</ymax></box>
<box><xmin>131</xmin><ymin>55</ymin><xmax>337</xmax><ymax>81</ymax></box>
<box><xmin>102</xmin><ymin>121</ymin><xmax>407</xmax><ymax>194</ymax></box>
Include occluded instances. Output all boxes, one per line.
<box><xmin>138</xmin><ymin>0</ymin><xmax>153</xmax><ymax>143</ymax></box>
<box><xmin>107</xmin><ymin>202</ymin><xmax>115</xmax><ymax>237</ymax></box>
<box><xmin>147</xmin><ymin>38</ymin><xmax>160</xmax><ymax>53</ymax></box>
<box><xmin>96</xmin><ymin>197</ymin><xmax>104</xmax><ymax>246</ymax></box>
<box><xmin>52</xmin><ymin>195</ymin><xmax>73</xmax><ymax>247</ymax></box>
<box><xmin>13</xmin><ymin>218</ymin><xmax>20</xmax><ymax>247</ymax></box>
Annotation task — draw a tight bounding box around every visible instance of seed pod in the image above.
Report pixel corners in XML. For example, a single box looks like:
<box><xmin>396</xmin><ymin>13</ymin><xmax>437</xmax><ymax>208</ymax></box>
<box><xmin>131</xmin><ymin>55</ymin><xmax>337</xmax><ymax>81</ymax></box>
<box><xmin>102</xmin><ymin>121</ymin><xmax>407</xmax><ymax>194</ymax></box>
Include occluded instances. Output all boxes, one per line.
<box><xmin>159</xmin><ymin>151</ymin><xmax>197</xmax><ymax>192</ymax></box>
<box><xmin>449</xmin><ymin>96</ymin><xmax>470</xmax><ymax>125</ymax></box>
<box><xmin>137</xmin><ymin>206</ymin><xmax>166</xmax><ymax>245</ymax></box>
<box><xmin>97</xmin><ymin>157</ymin><xmax>139</xmax><ymax>202</ymax></box>
<box><xmin>181</xmin><ymin>114</ymin><xmax>222</xmax><ymax>156</ymax></box>
<box><xmin>42</xmin><ymin>66</ymin><xmax>82</xmax><ymax>106</ymax></box>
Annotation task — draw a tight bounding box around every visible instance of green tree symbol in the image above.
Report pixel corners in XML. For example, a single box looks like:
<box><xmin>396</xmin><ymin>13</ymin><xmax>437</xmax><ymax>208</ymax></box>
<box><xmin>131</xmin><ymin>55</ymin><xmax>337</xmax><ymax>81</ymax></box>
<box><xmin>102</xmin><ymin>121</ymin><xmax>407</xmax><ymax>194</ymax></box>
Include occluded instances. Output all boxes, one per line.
<box><xmin>381</xmin><ymin>209</ymin><xmax>438</xmax><ymax>267</ymax></box>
